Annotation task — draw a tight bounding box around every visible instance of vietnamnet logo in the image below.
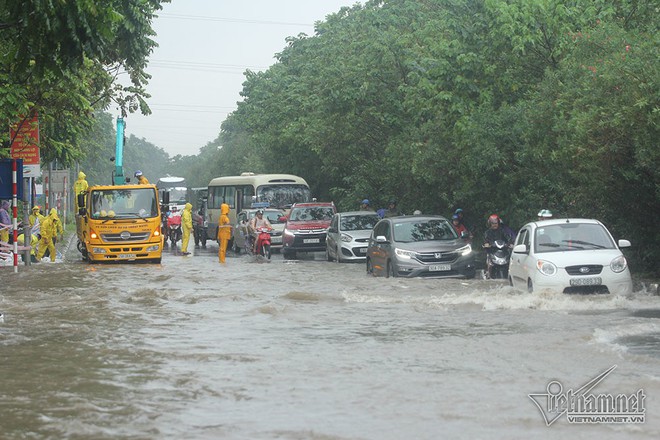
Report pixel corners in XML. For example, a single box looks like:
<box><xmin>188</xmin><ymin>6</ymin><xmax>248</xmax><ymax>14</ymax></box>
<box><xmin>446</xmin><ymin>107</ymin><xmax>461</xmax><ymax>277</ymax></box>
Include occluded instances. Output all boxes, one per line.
<box><xmin>528</xmin><ymin>365</ymin><xmax>646</xmax><ymax>426</ymax></box>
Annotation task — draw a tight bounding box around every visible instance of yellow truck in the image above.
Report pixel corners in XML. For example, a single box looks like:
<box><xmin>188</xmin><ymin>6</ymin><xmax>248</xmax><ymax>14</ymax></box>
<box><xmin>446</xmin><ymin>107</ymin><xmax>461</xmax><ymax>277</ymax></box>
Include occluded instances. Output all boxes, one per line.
<box><xmin>75</xmin><ymin>117</ymin><xmax>164</xmax><ymax>263</ymax></box>
<box><xmin>76</xmin><ymin>184</ymin><xmax>164</xmax><ymax>263</ymax></box>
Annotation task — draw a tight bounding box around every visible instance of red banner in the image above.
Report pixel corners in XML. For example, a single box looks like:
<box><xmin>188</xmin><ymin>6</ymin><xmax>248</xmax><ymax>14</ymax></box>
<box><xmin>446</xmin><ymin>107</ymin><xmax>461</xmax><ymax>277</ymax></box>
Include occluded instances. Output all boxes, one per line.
<box><xmin>10</xmin><ymin>114</ymin><xmax>40</xmax><ymax>176</ymax></box>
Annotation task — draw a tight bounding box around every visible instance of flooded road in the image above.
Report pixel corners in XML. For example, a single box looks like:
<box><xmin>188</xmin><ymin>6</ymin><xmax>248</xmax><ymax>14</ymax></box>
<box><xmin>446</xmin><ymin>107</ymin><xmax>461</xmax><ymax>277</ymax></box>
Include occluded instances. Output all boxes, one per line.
<box><xmin>1</xmin><ymin>236</ymin><xmax>660</xmax><ymax>439</ymax></box>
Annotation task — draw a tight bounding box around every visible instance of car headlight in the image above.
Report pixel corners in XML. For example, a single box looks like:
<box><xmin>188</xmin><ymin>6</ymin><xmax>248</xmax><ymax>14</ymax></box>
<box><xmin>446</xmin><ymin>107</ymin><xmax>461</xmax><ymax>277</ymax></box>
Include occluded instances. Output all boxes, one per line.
<box><xmin>456</xmin><ymin>244</ymin><xmax>472</xmax><ymax>256</ymax></box>
<box><xmin>536</xmin><ymin>259</ymin><xmax>557</xmax><ymax>276</ymax></box>
<box><xmin>395</xmin><ymin>248</ymin><xmax>415</xmax><ymax>260</ymax></box>
<box><xmin>610</xmin><ymin>255</ymin><xmax>628</xmax><ymax>273</ymax></box>
<box><xmin>340</xmin><ymin>233</ymin><xmax>352</xmax><ymax>243</ymax></box>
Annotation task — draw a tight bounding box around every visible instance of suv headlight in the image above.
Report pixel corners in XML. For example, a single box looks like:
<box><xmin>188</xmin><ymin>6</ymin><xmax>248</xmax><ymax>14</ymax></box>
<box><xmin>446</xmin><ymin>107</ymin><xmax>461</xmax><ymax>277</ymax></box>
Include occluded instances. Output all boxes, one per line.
<box><xmin>456</xmin><ymin>244</ymin><xmax>472</xmax><ymax>256</ymax></box>
<box><xmin>536</xmin><ymin>259</ymin><xmax>557</xmax><ymax>276</ymax></box>
<box><xmin>340</xmin><ymin>233</ymin><xmax>352</xmax><ymax>243</ymax></box>
<box><xmin>610</xmin><ymin>255</ymin><xmax>628</xmax><ymax>273</ymax></box>
<box><xmin>395</xmin><ymin>248</ymin><xmax>415</xmax><ymax>260</ymax></box>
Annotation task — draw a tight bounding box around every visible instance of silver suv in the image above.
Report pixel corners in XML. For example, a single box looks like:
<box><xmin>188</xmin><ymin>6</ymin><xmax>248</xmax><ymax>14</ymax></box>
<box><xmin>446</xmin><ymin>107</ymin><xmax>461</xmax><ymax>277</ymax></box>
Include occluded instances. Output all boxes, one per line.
<box><xmin>366</xmin><ymin>215</ymin><xmax>475</xmax><ymax>278</ymax></box>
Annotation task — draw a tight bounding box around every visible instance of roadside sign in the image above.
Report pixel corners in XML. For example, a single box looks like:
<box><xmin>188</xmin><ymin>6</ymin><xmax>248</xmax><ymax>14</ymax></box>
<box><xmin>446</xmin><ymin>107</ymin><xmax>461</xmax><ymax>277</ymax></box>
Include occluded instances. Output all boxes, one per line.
<box><xmin>10</xmin><ymin>114</ymin><xmax>41</xmax><ymax>177</ymax></box>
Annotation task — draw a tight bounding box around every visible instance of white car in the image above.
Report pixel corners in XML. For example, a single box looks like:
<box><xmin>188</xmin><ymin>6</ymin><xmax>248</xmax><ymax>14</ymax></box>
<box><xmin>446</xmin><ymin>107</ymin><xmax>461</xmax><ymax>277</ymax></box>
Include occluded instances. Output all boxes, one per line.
<box><xmin>509</xmin><ymin>218</ymin><xmax>632</xmax><ymax>294</ymax></box>
<box><xmin>326</xmin><ymin>211</ymin><xmax>380</xmax><ymax>262</ymax></box>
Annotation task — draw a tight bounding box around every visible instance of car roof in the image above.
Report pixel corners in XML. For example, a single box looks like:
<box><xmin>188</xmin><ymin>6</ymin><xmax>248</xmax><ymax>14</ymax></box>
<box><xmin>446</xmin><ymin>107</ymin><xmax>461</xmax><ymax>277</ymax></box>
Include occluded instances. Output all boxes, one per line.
<box><xmin>382</xmin><ymin>215</ymin><xmax>449</xmax><ymax>222</ymax></box>
<box><xmin>291</xmin><ymin>202</ymin><xmax>335</xmax><ymax>207</ymax></box>
<box><xmin>240</xmin><ymin>208</ymin><xmax>284</xmax><ymax>213</ymax></box>
<box><xmin>337</xmin><ymin>211</ymin><xmax>380</xmax><ymax>216</ymax></box>
<box><xmin>528</xmin><ymin>218</ymin><xmax>602</xmax><ymax>228</ymax></box>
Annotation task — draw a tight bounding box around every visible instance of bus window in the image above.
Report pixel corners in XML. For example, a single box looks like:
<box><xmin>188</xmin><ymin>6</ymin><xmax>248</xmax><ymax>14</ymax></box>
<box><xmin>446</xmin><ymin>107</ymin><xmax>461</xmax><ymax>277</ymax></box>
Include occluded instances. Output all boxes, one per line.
<box><xmin>225</xmin><ymin>186</ymin><xmax>236</xmax><ymax>208</ymax></box>
<box><xmin>209</xmin><ymin>186</ymin><xmax>223</xmax><ymax>209</ymax></box>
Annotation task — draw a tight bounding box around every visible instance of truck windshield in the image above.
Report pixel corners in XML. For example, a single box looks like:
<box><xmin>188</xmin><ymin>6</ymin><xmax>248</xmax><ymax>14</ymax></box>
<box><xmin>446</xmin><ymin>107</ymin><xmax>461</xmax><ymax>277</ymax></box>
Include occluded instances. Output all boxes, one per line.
<box><xmin>90</xmin><ymin>188</ymin><xmax>159</xmax><ymax>219</ymax></box>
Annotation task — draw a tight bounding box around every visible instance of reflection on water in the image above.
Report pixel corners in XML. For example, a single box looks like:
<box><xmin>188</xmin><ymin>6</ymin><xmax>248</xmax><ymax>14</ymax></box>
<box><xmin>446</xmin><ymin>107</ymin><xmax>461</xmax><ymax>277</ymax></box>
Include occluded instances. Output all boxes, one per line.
<box><xmin>1</xmin><ymin>240</ymin><xmax>659</xmax><ymax>439</ymax></box>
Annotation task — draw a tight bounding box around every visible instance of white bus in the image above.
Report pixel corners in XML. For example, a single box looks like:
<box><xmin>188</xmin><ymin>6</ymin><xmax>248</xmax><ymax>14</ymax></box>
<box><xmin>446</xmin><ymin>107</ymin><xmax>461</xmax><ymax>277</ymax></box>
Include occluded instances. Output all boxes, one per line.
<box><xmin>156</xmin><ymin>176</ymin><xmax>188</xmax><ymax>211</ymax></box>
<box><xmin>207</xmin><ymin>173</ymin><xmax>311</xmax><ymax>238</ymax></box>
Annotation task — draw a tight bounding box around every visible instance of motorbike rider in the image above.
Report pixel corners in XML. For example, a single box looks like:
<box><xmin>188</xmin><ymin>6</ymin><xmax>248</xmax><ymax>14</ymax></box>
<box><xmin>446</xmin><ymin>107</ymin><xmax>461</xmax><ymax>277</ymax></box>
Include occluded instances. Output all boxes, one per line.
<box><xmin>452</xmin><ymin>214</ymin><xmax>468</xmax><ymax>237</ymax></box>
<box><xmin>193</xmin><ymin>209</ymin><xmax>205</xmax><ymax>248</ymax></box>
<box><xmin>483</xmin><ymin>214</ymin><xmax>513</xmax><ymax>279</ymax></box>
<box><xmin>248</xmin><ymin>209</ymin><xmax>273</xmax><ymax>254</ymax></box>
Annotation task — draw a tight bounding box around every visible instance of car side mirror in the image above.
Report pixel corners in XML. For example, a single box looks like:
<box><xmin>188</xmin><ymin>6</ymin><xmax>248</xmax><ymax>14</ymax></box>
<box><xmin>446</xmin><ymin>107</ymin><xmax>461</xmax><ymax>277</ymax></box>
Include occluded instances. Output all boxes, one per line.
<box><xmin>513</xmin><ymin>244</ymin><xmax>528</xmax><ymax>254</ymax></box>
<box><xmin>376</xmin><ymin>235</ymin><xmax>388</xmax><ymax>243</ymax></box>
<box><xmin>618</xmin><ymin>239</ymin><xmax>631</xmax><ymax>248</ymax></box>
<box><xmin>460</xmin><ymin>231</ymin><xmax>469</xmax><ymax>239</ymax></box>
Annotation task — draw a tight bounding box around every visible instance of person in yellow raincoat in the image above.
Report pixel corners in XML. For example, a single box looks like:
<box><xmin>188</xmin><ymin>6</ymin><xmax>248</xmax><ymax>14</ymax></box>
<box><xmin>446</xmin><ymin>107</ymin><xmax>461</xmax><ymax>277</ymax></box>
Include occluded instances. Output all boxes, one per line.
<box><xmin>37</xmin><ymin>209</ymin><xmax>60</xmax><ymax>262</ymax></box>
<box><xmin>180</xmin><ymin>202</ymin><xmax>193</xmax><ymax>255</ymax></box>
<box><xmin>29</xmin><ymin>206</ymin><xmax>45</xmax><ymax>227</ymax></box>
<box><xmin>73</xmin><ymin>171</ymin><xmax>89</xmax><ymax>209</ymax></box>
<box><xmin>17</xmin><ymin>233</ymin><xmax>39</xmax><ymax>263</ymax></box>
<box><xmin>134</xmin><ymin>170</ymin><xmax>149</xmax><ymax>184</ymax></box>
<box><xmin>217</xmin><ymin>203</ymin><xmax>232</xmax><ymax>263</ymax></box>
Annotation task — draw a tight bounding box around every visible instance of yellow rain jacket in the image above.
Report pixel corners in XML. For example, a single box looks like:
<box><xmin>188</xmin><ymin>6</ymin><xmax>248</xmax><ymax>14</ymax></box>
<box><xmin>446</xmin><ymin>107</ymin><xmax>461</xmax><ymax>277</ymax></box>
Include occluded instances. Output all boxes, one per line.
<box><xmin>74</xmin><ymin>171</ymin><xmax>88</xmax><ymax>194</ymax></box>
<box><xmin>48</xmin><ymin>208</ymin><xmax>64</xmax><ymax>238</ymax></box>
<box><xmin>180</xmin><ymin>203</ymin><xmax>193</xmax><ymax>253</ymax></box>
<box><xmin>29</xmin><ymin>206</ymin><xmax>45</xmax><ymax>227</ymax></box>
<box><xmin>217</xmin><ymin>203</ymin><xmax>232</xmax><ymax>240</ymax></box>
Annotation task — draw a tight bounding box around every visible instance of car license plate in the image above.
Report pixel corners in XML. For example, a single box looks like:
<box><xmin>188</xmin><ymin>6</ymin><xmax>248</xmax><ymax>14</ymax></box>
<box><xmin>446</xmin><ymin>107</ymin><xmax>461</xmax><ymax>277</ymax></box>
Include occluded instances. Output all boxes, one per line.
<box><xmin>303</xmin><ymin>238</ymin><xmax>320</xmax><ymax>244</ymax></box>
<box><xmin>271</xmin><ymin>237</ymin><xmax>282</xmax><ymax>244</ymax></box>
<box><xmin>429</xmin><ymin>264</ymin><xmax>451</xmax><ymax>271</ymax></box>
<box><xmin>359</xmin><ymin>248</ymin><xmax>368</xmax><ymax>253</ymax></box>
<box><xmin>570</xmin><ymin>277</ymin><xmax>602</xmax><ymax>286</ymax></box>
<box><xmin>119</xmin><ymin>253</ymin><xmax>136</xmax><ymax>259</ymax></box>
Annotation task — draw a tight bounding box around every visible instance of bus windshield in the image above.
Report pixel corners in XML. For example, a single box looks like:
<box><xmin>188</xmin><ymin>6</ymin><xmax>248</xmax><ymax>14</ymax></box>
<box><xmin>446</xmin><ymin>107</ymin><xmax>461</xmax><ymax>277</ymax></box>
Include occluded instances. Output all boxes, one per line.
<box><xmin>257</xmin><ymin>184</ymin><xmax>311</xmax><ymax>209</ymax></box>
<box><xmin>90</xmin><ymin>188</ymin><xmax>159</xmax><ymax>219</ymax></box>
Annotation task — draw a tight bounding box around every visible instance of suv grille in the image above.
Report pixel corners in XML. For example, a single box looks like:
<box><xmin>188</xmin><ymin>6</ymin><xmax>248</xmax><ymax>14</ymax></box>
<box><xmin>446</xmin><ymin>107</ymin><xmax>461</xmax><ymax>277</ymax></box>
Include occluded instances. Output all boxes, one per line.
<box><xmin>416</xmin><ymin>251</ymin><xmax>457</xmax><ymax>264</ymax></box>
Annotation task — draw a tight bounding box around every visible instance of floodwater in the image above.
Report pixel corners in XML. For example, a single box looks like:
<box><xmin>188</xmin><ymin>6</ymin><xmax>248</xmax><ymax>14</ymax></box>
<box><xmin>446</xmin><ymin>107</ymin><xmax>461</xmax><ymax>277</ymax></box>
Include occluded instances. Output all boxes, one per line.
<box><xmin>1</xmin><ymin>236</ymin><xmax>659</xmax><ymax>439</ymax></box>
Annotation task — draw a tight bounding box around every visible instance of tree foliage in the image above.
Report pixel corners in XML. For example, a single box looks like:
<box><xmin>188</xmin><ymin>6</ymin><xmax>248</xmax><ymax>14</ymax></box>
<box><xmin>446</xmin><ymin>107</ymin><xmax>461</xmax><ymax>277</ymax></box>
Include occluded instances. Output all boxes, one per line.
<box><xmin>0</xmin><ymin>0</ymin><xmax>168</xmax><ymax>164</ymax></box>
<box><xmin>192</xmin><ymin>0</ymin><xmax>657</xmax><ymax>274</ymax></box>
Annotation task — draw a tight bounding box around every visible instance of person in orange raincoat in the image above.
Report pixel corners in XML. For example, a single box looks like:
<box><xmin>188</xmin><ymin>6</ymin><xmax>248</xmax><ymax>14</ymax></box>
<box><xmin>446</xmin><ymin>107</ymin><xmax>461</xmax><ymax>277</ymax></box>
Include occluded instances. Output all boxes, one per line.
<box><xmin>217</xmin><ymin>203</ymin><xmax>232</xmax><ymax>263</ymax></box>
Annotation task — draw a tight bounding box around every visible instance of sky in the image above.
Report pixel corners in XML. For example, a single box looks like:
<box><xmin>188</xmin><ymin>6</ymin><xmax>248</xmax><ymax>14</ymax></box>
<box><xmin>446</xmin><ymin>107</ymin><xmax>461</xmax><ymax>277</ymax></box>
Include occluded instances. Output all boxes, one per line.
<box><xmin>121</xmin><ymin>0</ymin><xmax>361</xmax><ymax>158</ymax></box>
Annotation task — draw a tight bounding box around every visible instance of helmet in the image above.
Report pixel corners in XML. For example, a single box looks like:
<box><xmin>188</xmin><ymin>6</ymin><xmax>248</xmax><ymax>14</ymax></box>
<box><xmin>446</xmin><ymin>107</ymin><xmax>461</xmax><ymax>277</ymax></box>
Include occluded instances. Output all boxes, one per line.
<box><xmin>488</xmin><ymin>214</ymin><xmax>500</xmax><ymax>224</ymax></box>
<box><xmin>455</xmin><ymin>208</ymin><xmax>463</xmax><ymax>214</ymax></box>
<box><xmin>134</xmin><ymin>170</ymin><xmax>143</xmax><ymax>177</ymax></box>
<box><xmin>361</xmin><ymin>199</ymin><xmax>370</xmax><ymax>205</ymax></box>
<box><xmin>452</xmin><ymin>214</ymin><xmax>459</xmax><ymax>221</ymax></box>
<box><xmin>256</xmin><ymin>209</ymin><xmax>264</xmax><ymax>215</ymax></box>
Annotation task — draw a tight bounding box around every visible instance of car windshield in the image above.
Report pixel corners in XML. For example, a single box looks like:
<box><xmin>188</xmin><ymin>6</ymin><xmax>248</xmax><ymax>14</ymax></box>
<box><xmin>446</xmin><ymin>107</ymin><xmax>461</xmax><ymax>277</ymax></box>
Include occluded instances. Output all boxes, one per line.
<box><xmin>248</xmin><ymin>210</ymin><xmax>285</xmax><ymax>224</ymax></box>
<box><xmin>340</xmin><ymin>214</ymin><xmax>380</xmax><ymax>231</ymax></box>
<box><xmin>534</xmin><ymin>223</ymin><xmax>616</xmax><ymax>253</ymax></box>
<box><xmin>289</xmin><ymin>206</ymin><xmax>334</xmax><ymax>221</ymax></box>
<box><xmin>393</xmin><ymin>219</ymin><xmax>457</xmax><ymax>242</ymax></box>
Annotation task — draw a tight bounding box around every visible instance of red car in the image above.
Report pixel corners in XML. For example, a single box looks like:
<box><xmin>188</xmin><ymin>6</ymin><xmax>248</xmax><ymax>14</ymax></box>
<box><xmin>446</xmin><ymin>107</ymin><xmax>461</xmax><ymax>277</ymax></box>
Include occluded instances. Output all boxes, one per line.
<box><xmin>282</xmin><ymin>202</ymin><xmax>336</xmax><ymax>259</ymax></box>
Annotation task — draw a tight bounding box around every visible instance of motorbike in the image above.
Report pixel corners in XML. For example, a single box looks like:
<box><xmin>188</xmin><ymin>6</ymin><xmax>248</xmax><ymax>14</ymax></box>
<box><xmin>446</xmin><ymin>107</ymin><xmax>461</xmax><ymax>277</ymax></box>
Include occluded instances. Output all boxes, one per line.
<box><xmin>484</xmin><ymin>239</ymin><xmax>511</xmax><ymax>279</ymax></box>
<box><xmin>167</xmin><ymin>214</ymin><xmax>182</xmax><ymax>245</ymax></box>
<box><xmin>245</xmin><ymin>227</ymin><xmax>272</xmax><ymax>259</ymax></box>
